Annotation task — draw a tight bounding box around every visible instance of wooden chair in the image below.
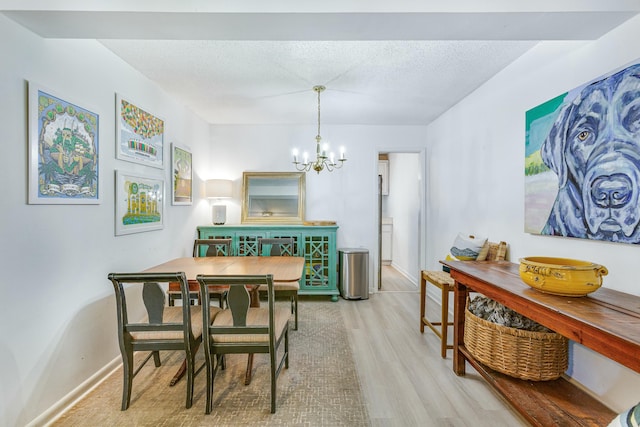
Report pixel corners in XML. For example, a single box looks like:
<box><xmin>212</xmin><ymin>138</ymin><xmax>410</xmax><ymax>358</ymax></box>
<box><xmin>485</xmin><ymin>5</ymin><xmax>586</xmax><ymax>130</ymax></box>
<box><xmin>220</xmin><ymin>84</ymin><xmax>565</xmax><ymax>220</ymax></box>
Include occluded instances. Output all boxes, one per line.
<box><xmin>107</xmin><ymin>272</ymin><xmax>221</xmax><ymax>410</ymax></box>
<box><xmin>257</xmin><ymin>237</ymin><xmax>299</xmax><ymax>330</ymax></box>
<box><xmin>196</xmin><ymin>274</ymin><xmax>290</xmax><ymax>414</ymax></box>
<box><xmin>419</xmin><ymin>241</ymin><xmax>507</xmax><ymax>358</ymax></box>
<box><xmin>167</xmin><ymin>239</ymin><xmax>232</xmax><ymax>307</ymax></box>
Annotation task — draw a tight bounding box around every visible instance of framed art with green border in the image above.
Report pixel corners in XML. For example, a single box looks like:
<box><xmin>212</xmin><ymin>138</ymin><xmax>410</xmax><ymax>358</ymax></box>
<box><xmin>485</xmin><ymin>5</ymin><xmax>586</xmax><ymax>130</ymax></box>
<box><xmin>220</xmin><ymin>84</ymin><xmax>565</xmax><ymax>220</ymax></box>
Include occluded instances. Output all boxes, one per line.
<box><xmin>115</xmin><ymin>170</ymin><xmax>164</xmax><ymax>235</ymax></box>
<box><xmin>171</xmin><ymin>143</ymin><xmax>192</xmax><ymax>205</ymax></box>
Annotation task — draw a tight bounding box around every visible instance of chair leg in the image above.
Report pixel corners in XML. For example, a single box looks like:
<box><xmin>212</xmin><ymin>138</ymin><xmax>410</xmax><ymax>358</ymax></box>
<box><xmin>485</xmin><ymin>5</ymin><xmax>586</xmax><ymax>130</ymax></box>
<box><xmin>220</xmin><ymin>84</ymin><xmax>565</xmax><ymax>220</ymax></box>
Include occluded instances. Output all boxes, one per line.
<box><xmin>185</xmin><ymin>354</ymin><xmax>194</xmax><ymax>409</ymax></box>
<box><xmin>204</xmin><ymin>351</ymin><xmax>214</xmax><ymax>414</ymax></box>
<box><xmin>441</xmin><ymin>287</ymin><xmax>449</xmax><ymax>359</ymax></box>
<box><xmin>285</xmin><ymin>329</ymin><xmax>289</xmax><ymax>369</ymax></box>
<box><xmin>420</xmin><ymin>275</ymin><xmax>426</xmax><ymax>332</ymax></box>
<box><xmin>270</xmin><ymin>352</ymin><xmax>277</xmax><ymax>414</ymax></box>
<box><xmin>152</xmin><ymin>350</ymin><xmax>161</xmax><ymax>367</ymax></box>
<box><xmin>121</xmin><ymin>349</ymin><xmax>134</xmax><ymax>410</ymax></box>
<box><xmin>185</xmin><ymin>341</ymin><xmax>199</xmax><ymax>409</ymax></box>
<box><xmin>293</xmin><ymin>294</ymin><xmax>298</xmax><ymax>330</ymax></box>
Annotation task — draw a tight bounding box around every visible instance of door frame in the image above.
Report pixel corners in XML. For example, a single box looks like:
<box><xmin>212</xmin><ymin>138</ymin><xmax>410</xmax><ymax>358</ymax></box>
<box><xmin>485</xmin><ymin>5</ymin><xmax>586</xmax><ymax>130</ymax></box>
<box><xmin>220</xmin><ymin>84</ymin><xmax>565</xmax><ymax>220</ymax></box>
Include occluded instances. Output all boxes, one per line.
<box><xmin>374</xmin><ymin>148</ymin><xmax>427</xmax><ymax>291</ymax></box>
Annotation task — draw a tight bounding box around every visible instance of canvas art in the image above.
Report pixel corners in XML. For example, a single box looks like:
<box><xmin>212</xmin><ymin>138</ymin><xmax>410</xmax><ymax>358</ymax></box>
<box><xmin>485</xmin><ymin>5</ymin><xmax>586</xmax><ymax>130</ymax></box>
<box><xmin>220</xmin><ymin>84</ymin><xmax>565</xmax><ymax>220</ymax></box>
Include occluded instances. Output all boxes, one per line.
<box><xmin>525</xmin><ymin>60</ymin><xmax>640</xmax><ymax>244</ymax></box>
<box><xmin>28</xmin><ymin>83</ymin><xmax>99</xmax><ymax>204</ymax></box>
<box><xmin>116</xmin><ymin>94</ymin><xmax>164</xmax><ymax>168</ymax></box>
<box><xmin>171</xmin><ymin>143</ymin><xmax>192</xmax><ymax>205</ymax></box>
<box><xmin>115</xmin><ymin>170</ymin><xmax>164</xmax><ymax>235</ymax></box>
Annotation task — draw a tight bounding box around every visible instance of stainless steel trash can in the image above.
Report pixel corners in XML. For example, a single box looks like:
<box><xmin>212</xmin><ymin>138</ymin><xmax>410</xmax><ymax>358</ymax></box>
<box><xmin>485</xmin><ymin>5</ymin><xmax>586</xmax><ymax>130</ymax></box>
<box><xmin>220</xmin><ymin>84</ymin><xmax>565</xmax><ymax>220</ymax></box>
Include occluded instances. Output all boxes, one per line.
<box><xmin>338</xmin><ymin>248</ymin><xmax>369</xmax><ymax>300</ymax></box>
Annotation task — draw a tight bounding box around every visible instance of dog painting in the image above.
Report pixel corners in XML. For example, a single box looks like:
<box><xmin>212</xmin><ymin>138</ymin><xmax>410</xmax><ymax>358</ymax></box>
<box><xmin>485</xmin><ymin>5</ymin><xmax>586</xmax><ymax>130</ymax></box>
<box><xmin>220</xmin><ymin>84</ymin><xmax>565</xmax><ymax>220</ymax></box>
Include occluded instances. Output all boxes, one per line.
<box><xmin>525</xmin><ymin>61</ymin><xmax>640</xmax><ymax>244</ymax></box>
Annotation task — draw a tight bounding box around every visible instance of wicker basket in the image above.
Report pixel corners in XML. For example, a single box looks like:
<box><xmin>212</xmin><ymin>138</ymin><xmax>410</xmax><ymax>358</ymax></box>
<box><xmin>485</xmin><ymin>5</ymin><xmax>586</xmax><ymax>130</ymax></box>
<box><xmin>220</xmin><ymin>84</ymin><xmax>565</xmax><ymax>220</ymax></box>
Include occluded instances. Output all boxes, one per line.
<box><xmin>464</xmin><ymin>307</ymin><xmax>568</xmax><ymax>381</ymax></box>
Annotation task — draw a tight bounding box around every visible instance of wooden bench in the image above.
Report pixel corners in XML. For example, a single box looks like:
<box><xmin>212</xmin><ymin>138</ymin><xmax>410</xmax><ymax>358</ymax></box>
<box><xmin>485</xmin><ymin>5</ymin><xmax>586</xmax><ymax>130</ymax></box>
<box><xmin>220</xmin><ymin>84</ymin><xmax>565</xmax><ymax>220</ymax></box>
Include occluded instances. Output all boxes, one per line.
<box><xmin>443</xmin><ymin>260</ymin><xmax>640</xmax><ymax>426</ymax></box>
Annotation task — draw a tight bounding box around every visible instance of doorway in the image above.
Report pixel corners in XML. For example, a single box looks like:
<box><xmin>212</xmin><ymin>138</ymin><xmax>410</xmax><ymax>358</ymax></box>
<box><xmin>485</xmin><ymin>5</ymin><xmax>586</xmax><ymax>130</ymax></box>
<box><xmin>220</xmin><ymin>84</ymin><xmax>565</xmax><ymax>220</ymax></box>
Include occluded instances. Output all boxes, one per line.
<box><xmin>377</xmin><ymin>151</ymin><xmax>423</xmax><ymax>291</ymax></box>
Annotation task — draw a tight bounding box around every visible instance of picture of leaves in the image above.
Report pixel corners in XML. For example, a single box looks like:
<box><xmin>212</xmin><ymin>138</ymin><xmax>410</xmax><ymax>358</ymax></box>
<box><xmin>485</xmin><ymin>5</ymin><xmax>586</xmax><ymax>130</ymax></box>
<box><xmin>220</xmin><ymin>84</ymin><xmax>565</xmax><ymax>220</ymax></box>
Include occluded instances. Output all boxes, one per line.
<box><xmin>116</xmin><ymin>94</ymin><xmax>164</xmax><ymax>168</ymax></box>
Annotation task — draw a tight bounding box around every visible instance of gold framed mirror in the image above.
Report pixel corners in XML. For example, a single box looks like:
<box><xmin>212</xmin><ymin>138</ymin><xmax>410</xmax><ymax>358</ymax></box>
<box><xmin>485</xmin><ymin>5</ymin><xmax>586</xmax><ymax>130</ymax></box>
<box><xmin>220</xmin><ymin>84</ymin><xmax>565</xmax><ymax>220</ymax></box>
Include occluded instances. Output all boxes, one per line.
<box><xmin>241</xmin><ymin>172</ymin><xmax>305</xmax><ymax>223</ymax></box>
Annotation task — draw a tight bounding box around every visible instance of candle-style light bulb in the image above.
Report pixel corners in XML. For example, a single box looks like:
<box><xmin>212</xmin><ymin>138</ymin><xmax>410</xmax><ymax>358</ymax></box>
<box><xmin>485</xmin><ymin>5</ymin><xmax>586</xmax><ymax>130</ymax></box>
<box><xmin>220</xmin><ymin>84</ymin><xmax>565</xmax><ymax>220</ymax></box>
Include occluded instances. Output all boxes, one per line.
<box><xmin>292</xmin><ymin>148</ymin><xmax>299</xmax><ymax>163</ymax></box>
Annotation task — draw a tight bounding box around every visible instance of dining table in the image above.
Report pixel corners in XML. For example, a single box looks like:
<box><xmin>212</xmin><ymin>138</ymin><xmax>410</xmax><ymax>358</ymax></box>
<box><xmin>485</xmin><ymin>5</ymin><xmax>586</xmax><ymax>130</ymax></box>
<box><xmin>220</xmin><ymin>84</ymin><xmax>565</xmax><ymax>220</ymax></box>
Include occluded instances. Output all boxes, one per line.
<box><xmin>144</xmin><ymin>255</ymin><xmax>305</xmax><ymax>386</ymax></box>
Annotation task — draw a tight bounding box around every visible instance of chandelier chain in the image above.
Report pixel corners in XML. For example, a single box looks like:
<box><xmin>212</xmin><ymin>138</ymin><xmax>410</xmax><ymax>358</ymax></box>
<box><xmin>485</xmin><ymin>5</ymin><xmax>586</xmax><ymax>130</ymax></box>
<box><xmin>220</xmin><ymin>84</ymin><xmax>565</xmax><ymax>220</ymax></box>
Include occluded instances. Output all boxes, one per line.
<box><xmin>292</xmin><ymin>85</ymin><xmax>347</xmax><ymax>174</ymax></box>
<box><xmin>317</xmin><ymin>86</ymin><xmax>321</xmax><ymax>139</ymax></box>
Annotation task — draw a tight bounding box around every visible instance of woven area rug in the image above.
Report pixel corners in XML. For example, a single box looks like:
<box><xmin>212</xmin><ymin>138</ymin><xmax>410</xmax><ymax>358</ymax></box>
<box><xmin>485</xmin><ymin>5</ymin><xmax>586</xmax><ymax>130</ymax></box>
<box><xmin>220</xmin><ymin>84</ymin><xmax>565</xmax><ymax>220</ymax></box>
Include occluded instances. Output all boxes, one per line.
<box><xmin>53</xmin><ymin>299</ymin><xmax>369</xmax><ymax>426</ymax></box>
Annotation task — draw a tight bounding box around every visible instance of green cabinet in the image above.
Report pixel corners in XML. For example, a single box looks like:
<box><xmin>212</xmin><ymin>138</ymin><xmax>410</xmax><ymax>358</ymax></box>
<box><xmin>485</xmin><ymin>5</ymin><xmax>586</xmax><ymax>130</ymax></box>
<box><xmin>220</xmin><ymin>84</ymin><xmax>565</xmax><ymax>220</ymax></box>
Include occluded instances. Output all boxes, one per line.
<box><xmin>197</xmin><ymin>224</ymin><xmax>339</xmax><ymax>301</ymax></box>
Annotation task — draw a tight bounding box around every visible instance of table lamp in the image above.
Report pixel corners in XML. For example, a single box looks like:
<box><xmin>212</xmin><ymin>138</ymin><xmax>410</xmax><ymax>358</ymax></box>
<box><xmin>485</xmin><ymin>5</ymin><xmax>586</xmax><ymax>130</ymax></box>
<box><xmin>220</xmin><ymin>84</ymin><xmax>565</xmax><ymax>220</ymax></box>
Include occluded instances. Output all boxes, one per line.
<box><xmin>205</xmin><ymin>179</ymin><xmax>233</xmax><ymax>224</ymax></box>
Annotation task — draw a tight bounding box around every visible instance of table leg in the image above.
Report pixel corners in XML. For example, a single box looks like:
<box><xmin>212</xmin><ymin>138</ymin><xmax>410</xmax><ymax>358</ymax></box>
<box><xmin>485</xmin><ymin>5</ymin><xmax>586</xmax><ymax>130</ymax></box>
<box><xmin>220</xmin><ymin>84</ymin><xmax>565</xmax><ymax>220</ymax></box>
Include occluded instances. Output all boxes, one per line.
<box><xmin>170</xmin><ymin>361</ymin><xmax>187</xmax><ymax>386</ymax></box>
<box><xmin>170</xmin><ymin>341</ymin><xmax>200</xmax><ymax>386</ymax></box>
<box><xmin>453</xmin><ymin>281</ymin><xmax>467</xmax><ymax>376</ymax></box>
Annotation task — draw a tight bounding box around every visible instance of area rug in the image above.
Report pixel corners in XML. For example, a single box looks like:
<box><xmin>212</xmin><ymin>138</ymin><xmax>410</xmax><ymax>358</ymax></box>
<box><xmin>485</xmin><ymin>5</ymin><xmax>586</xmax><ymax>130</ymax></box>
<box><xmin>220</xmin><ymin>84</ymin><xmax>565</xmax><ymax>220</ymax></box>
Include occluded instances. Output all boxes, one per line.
<box><xmin>52</xmin><ymin>299</ymin><xmax>370</xmax><ymax>426</ymax></box>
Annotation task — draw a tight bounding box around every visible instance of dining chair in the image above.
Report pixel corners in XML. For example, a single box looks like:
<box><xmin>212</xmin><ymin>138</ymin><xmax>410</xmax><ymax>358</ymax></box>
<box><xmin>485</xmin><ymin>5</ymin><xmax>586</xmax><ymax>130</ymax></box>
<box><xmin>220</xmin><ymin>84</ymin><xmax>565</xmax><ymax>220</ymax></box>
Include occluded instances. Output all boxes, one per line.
<box><xmin>420</xmin><ymin>240</ymin><xmax>508</xmax><ymax>358</ymax></box>
<box><xmin>257</xmin><ymin>237</ymin><xmax>299</xmax><ymax>330</ymax></box>
<box><xmin>196</xmin><ymin>274</ymin><xmax>290</xmax><ymax>414</ymax></box>
<box><xmin>107</xmin><ymin>272</ymin><xmax>221</xmax><ymax>410</ymax></box>
<box><xmin>167</xmin><ymin>239</ymin><xmax>232</xmax><ymax>307</ymax></box>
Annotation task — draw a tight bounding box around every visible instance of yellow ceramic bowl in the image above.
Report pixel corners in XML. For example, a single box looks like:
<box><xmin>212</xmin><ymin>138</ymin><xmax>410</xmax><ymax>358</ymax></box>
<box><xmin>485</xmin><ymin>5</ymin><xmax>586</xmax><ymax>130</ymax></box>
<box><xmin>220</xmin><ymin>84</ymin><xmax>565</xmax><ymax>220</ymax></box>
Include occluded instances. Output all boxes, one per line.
<box><xmin>519</xmin><ymin>257</ymin><xmax>608</xmax><ymax>297</ymax></box>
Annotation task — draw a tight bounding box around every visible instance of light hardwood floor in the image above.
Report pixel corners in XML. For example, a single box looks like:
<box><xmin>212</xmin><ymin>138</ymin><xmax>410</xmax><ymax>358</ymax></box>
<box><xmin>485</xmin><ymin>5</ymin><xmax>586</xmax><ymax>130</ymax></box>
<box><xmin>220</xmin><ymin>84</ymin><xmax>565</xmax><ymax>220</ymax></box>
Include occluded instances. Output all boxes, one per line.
<box><xmin>340</xmin><ymin>266</ymin><xmax>528</xmax><ymax>426</ymax></box>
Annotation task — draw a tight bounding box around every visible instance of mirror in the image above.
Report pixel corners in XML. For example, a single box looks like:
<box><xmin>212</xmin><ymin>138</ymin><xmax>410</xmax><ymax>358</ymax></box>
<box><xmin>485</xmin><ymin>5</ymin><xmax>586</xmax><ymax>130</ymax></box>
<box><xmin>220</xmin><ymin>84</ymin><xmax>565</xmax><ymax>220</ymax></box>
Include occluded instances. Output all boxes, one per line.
<box><xmin>241</xmin><ymin>172</ymin><xmax>305</xmax><ymax>223</ymax></box>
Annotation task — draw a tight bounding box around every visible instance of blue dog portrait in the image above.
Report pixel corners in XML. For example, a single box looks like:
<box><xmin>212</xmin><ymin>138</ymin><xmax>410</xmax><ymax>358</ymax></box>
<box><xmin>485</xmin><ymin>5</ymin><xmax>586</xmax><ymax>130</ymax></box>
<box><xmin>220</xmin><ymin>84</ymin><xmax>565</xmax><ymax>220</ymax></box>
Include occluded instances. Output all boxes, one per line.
<box><xmin>525</xmin><ymin>61</ymin><xmax>640</xmax><ymax>244</ymax></box>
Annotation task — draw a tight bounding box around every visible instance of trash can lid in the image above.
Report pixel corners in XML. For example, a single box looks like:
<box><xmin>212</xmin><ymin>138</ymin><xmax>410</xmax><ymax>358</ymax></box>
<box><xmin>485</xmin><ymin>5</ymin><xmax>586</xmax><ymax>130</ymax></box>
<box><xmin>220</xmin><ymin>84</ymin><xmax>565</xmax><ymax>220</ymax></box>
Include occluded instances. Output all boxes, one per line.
<box><xmin>338</xmin><ymin>248</ymin><xmax>369</xmax><ymax>253</ymax></box>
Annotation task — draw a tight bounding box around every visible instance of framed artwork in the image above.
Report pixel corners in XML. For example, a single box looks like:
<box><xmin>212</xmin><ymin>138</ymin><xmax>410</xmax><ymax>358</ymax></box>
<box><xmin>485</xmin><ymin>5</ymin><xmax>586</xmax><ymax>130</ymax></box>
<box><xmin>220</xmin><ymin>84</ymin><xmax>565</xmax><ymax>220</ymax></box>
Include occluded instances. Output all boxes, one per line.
<box><xmin>171</xmin><ymin>143</ymin><xmax>193</xmax><ymax>205</ymax></box>
<box><xmin>115</xmin><ymin>170</ymin><xmax>164</xmax><ymax>235</ymax></box>
<box><xmin>28</xmin><ymin>82</ymin><xmax>100</xmax><ymax>204</ymax></box>
<box><xmin>525</xmin><ymin>60</ymin><xmax>640</xmax><ymax>244</ymax></box>
<box><xmin>116</xmin><ymin>94</ymin><xmax>164</xmax><ymax>168</ymax></box>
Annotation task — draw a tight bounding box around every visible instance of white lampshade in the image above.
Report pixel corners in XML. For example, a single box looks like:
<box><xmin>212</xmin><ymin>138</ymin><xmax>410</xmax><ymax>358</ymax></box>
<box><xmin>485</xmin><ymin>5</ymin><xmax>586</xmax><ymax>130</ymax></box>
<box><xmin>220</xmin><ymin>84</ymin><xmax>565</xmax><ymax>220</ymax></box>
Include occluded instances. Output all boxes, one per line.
<box><xmin>205</xmin><ymin>179</ymin><xmax>233</xmax><ymax>199</ymax></box>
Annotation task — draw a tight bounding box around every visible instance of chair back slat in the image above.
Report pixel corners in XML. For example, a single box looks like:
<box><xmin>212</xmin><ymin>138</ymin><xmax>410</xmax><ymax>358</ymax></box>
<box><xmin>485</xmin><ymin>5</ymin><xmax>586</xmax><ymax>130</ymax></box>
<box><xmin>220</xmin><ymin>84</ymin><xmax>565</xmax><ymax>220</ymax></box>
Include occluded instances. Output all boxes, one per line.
<box><xmin>143</xmin><ymin>282</ymin><xmax>165</xmax><ymax>324</ymax></box>
<box><xmin>227</xmin><ymin>285</ymin><xmax>250</xmax><ymax>326</ymax></box>
<box><xmin>193</xmin><ymin>238</ymin><xmax>232</xmax><ymax>257</ymax></box>
<box><xmin>258</xmin><ymin>237</ymin><xmax>294</xmax><ymax>256</ymax></box>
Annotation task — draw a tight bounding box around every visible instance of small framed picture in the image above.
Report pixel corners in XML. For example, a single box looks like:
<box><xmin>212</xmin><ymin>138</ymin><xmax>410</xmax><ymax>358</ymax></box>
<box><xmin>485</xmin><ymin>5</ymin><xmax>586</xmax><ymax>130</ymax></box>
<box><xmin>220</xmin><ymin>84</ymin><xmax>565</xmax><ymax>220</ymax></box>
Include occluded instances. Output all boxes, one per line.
<box><xmin>171</xmin><ymin>143</ymin><xmax>193</xmax><ymax>205</ymax></box>
<box><xmin>28</xmin><ymin>82</ymin><xmax>100</xmax><ymax>204</ymax></box>
<box><xmin>115</xmin><ymin>170</ymin><xmax>164</xmax><ymax>235</ymax></box>
<box><xmin>116</xmin><ymin>94</ymin><xmax>164</xmax><ymax>169</ymax></box>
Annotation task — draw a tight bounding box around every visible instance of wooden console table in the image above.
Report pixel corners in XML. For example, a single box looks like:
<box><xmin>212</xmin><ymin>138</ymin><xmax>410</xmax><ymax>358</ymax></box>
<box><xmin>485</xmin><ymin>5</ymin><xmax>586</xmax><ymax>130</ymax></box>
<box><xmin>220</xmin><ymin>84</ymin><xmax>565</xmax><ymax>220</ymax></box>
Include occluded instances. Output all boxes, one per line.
<box><xmin>442</xmin><ymin>260</ymin><xmax>640</xmax><ymax>426</ymax></box>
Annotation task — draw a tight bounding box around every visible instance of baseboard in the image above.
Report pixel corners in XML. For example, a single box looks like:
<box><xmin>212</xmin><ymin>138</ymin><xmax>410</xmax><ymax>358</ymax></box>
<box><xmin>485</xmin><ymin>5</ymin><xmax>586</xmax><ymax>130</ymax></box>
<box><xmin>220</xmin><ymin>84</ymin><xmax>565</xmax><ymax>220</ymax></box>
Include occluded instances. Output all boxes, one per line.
<box><xmin>28</xmin><ymin>356</ymin><xmax>122</xmax><ymax>427</ymax></box>
<box><xmin>389</xmin><ymin>263</ymin><xmax>418</xmax><ymax>286</ymax></box>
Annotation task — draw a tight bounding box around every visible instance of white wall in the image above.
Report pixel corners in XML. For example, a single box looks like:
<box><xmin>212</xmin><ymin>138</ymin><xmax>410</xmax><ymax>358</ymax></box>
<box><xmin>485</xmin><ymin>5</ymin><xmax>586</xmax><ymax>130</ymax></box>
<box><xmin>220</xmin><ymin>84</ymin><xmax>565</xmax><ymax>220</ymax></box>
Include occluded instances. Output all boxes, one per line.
<box><xmin>0</xmin><ymin>16</ymin><xmax>212</xmax><ymax>426</ymax></box>
<box><xmin>3</xmin><ymin>7</ymin><xmax>640</xmax><ymax>423</ymax></box>
<box><xmin>210</xmin><ymin>124</ymin><xmax>428</xmax><ymax>291</ymax></box>
<box><xmin>424</xmin><ymin>15</ymin><xmax>640</xmax><ymax>411</ymax></box>
<box><xmin>387</xmin><ymin>153</ymin><xmax>421</xmax><ymax>283</ymax></box>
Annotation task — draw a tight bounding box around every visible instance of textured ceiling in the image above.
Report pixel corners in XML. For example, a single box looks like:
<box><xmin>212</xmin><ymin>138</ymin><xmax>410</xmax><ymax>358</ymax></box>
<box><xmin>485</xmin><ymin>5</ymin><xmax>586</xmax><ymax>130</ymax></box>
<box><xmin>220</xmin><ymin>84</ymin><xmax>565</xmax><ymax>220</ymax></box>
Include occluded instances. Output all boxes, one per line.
<box><xmin>3</xmin><ymin>2</ymin><xmax>639</xmax><ymax>126</ymax></box>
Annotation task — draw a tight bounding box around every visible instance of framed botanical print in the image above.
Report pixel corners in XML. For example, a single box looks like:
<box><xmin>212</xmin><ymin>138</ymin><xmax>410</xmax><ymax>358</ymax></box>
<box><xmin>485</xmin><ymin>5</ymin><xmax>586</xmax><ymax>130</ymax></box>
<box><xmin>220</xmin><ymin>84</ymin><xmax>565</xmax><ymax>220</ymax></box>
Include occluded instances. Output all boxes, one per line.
<box><xmin>115</xmin><ymin>170</ymin><xmax>164</xmax><ymax>235</ymax></box>
<box><xmin>28</xmin><ymin>82</ymin><xmax>100</xmax><ymax>204</ymax></box>
<box><xmin>171</xmin><ymin>143</ymin><xmax>193</xmax><ymax>205</ymax></box>
<box><xmin>116</xmin><ymin>94</ymin><xmax>164</xmax><ymax>169</ymax></box>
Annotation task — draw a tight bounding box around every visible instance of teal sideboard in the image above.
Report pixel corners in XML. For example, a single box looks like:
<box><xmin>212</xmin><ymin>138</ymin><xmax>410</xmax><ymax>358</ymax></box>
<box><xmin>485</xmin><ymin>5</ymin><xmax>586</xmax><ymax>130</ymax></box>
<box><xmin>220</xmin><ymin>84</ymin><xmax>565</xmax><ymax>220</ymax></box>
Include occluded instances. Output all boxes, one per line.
<box><xmin>197</xmin><ymin>224</ymin><xmax>339</xmax><ymax>301</ymax></box>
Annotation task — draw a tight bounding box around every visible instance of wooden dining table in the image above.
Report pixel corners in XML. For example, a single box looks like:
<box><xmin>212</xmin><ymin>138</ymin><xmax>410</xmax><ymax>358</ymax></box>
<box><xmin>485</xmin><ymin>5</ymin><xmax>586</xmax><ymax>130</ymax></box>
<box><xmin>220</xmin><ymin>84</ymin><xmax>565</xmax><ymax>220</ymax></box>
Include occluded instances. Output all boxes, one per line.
<box><xmin>144</xmin><ymin>255</ymin><xmax>305</xmax><ymax>385</ymax></box>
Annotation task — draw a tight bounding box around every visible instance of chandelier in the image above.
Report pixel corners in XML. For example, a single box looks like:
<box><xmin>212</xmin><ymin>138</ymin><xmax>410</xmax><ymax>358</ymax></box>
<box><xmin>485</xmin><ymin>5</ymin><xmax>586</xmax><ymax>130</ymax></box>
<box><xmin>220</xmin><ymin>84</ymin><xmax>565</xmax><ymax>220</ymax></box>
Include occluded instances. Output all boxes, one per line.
<box><xmin>292</xmin><ymin>85</ymin><xmax>347</xmax><ymax>173</ymax></box>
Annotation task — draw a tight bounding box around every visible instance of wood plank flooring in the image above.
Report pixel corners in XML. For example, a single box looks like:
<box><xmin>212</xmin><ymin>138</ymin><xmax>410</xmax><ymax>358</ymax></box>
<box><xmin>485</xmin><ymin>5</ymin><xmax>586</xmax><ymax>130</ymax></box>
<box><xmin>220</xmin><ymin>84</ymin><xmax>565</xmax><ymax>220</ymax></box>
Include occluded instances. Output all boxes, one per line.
<box><xmin>340</xmin><ymin>266</ymin><xmax>528</xmax><ymax>426</ymax></box>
